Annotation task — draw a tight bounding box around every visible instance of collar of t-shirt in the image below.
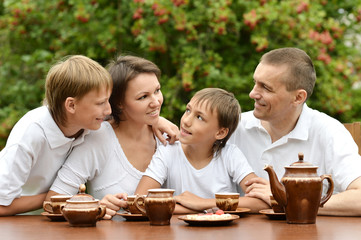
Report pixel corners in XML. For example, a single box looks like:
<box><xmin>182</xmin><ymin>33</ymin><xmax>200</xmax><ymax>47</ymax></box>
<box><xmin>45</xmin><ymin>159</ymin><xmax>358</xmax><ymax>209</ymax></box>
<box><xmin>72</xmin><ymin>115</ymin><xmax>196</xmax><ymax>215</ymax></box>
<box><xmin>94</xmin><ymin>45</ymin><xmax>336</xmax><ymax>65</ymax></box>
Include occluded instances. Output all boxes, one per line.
<box><xmin>244</xmin><ymin>103</ymin><xmax>311</xmax><ymax>142</ymax></box>
<box><xmin>39</xmin><ymin>108</ymin><xmax>90</xmax><ymax>149</ymax></box>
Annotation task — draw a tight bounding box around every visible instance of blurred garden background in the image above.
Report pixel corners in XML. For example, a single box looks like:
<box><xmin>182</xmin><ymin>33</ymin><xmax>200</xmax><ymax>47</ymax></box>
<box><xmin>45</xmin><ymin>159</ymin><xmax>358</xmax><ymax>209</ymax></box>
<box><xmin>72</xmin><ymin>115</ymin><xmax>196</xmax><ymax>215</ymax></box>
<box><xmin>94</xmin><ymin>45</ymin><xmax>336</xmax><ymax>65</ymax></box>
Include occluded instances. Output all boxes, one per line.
<box><xmin>1</xmin><ymin>0</ymin><xmax>361</xmax><ymax>149</ymax></box>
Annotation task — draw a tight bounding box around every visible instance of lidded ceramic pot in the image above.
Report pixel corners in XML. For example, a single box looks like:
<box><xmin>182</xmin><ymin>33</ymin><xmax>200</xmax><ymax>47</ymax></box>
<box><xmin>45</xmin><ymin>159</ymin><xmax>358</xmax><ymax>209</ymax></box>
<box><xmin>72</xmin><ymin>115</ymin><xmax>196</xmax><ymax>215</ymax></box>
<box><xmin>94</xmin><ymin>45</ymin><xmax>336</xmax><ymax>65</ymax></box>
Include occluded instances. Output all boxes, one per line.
<box><xmin>61</xmin><ymin>184</ymin><xmax>106</xmax><ymax>227</ymax></box>
<box><xmin>264</xmin><ymin>153</ymin><xmax>334</xmax><ymax>224</ymax></box>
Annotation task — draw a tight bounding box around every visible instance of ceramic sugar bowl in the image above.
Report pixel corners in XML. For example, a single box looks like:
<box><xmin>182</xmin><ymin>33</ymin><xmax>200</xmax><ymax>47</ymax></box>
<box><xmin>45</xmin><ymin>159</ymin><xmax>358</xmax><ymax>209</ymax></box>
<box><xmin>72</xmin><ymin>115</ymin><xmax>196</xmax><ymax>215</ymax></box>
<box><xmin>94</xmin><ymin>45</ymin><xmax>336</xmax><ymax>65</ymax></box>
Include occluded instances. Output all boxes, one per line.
<box><xmin>61</xmin><ymin>184</ymin><xmax>106</xmax><ymax>227</ymax></box>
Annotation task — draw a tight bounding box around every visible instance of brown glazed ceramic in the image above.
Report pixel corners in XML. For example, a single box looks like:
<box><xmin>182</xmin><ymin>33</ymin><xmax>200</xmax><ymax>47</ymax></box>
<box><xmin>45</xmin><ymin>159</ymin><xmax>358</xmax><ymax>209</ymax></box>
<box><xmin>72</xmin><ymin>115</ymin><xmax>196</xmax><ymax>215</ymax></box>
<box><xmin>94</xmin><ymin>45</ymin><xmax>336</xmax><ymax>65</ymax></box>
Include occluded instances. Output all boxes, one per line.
<box><xmin>61</xmin><ymin>184</ymin><xmax>106</xmax><ymax>227</ymax></box>
<box><xmin>134</xmin><ymin>189</ymin><xmax>176</xmax><ymax>225</ymax></box>
<box><xmin>215</xmin><ymin>193</ymin><xmax>240</xmax><ymax>211</ymax></box>
<box><xmin>43</xmin><ymin>195</ymin><xmax>72</xmax><ymax>214</ymax></box>
<box><xmin>264</xmin><ymin>153</ymin><xmax>334</xmax><ymax>224</ymax></box>
<box><xmin>126</xmin><ymin>195</ymin><xmax>145</xmax><ymax>214</ymax></box>
<box><xmin>269</xmin><ymin>194</ymin><xmax>284</xmax><ymax>213</ymax></box>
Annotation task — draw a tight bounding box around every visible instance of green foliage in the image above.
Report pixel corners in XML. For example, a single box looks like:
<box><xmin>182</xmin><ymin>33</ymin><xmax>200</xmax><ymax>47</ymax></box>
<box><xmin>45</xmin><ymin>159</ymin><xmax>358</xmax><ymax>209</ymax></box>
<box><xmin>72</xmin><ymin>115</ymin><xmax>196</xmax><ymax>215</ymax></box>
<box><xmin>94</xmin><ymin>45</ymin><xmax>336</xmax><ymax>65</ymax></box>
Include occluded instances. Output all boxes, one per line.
<box><xmin>1</xmin><ymin>0</ymin><xmax>361</xmax><ymax>149</ymax></box>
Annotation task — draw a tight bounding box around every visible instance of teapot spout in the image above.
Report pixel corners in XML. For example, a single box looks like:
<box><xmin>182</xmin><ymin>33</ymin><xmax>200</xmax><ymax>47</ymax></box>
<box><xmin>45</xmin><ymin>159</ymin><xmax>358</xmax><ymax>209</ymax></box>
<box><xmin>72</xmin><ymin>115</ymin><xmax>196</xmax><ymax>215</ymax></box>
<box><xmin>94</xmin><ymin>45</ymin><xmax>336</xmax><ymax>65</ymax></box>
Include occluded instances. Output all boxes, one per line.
<box><xmin>264</xmin><ymin>165</ymin><xmax>287</xmax><ymax>207</ymax></box>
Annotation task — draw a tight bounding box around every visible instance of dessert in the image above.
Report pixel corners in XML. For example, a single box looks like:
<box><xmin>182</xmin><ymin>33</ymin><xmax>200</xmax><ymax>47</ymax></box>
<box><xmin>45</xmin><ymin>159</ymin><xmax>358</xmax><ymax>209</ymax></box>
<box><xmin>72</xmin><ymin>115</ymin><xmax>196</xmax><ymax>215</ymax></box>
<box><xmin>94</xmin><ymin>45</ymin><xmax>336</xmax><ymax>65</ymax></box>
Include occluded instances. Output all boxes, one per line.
<box><xmin>185</xmin><ymin>209</ymin><xmax>233</xmax><ymax>220</ymax></box>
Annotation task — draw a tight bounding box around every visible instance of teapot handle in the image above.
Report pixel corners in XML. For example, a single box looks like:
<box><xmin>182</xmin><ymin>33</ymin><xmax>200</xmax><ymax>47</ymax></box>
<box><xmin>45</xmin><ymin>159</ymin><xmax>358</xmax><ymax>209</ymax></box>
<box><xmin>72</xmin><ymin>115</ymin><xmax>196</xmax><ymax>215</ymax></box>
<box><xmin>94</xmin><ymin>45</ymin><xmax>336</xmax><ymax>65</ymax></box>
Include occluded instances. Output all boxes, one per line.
<box><xmin>319</xmin><ymin>174</ymin><xmax>334</xmax><ymax>207</ymax></box>
<box><xmin>134</xmin><ymin>195</ymin><xmax>147</xmax><ymax>216</ymax></box>
<box><xmin>97</xmin><ymin>205</ymin><xmax>106</xmax><ymax>220</ymax></box>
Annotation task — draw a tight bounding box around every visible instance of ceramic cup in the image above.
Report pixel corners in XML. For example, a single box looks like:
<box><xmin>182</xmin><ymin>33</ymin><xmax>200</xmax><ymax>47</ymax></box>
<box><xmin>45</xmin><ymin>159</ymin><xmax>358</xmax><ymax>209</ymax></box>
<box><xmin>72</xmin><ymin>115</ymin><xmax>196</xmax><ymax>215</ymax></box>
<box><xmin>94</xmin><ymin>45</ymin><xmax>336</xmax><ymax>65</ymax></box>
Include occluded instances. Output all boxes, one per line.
<box><xmin>134</xmin><ymin>189</ymin><xmax>176</xmax><ymax>225</ymax></box>
<box><xmin>126</xmin><ymin>195</ymin><xmax>146</xmax><ymax>214</ymax></box>
<box><xmin>43</xmin><ymin>195</ymin><xmax>72</xmax><ymax>214</ymax></box>
<box><xmin>215</xmin><ymin>192</ymin><xmax>240</xmax><ymax>211</ymax></box>
<box><xmin>270</xmin><ymin>195</ymin><xmax>284</xmax><ymax>213</ymax></box>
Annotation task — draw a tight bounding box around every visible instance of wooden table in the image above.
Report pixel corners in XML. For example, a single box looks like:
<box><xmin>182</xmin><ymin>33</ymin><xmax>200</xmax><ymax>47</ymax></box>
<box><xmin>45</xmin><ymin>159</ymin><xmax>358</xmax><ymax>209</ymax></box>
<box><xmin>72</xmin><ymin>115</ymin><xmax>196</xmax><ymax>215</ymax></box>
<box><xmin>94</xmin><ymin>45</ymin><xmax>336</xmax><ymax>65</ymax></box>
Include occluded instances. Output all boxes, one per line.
<box><xmin>1</xmin><ymin>213</ymin><xmax>361</xmax><ymax>240</ymax></box>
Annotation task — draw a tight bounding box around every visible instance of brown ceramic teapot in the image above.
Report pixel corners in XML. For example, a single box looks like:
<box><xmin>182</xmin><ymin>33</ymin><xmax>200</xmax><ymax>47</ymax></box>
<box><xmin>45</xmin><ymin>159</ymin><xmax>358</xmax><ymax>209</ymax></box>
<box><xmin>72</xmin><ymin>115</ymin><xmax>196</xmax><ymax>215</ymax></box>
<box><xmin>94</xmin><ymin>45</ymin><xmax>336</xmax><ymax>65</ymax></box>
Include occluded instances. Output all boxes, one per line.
<box><xmin>61</xmin><ymin>184</ymin><xmax>106</xmax><ymax>227</ymax></box>
<box><xmin>264</xmin><ymin>153</ymin><xmax>334</xmax><ymax>224</ymax></box>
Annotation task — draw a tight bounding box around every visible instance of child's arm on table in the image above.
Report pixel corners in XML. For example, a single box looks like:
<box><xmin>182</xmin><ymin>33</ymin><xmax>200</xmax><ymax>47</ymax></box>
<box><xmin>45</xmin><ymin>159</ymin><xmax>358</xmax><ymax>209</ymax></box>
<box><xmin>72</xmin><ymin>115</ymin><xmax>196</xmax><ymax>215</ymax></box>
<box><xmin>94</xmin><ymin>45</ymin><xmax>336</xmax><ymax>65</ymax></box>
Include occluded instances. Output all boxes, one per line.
<box><xmin>174</xmin><ymin>191</ymin><xmax>216</xmax><ymax>213</ymax></box>
<box><xmin>45</xmin><ymin>190</ymin><xmax>58</xmax><ymax>201</ymax></box>
<box><xmin>0</xmin><ymin>193</ymin><xmax>47</xmax><ymax>216</ymax></box>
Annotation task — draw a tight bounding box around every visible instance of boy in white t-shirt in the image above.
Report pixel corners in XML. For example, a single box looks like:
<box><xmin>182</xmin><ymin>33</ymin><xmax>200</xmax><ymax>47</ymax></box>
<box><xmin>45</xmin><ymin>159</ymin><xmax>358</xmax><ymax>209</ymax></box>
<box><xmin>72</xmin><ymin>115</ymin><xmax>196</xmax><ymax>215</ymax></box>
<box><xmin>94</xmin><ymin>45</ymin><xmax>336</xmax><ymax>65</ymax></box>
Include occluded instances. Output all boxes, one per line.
<box><xmin>135</xmin><ymin>88</ymin><xmax>269</xmax><ymax>214</ymax></box>
<box><xmin>0</xmin><ymin>55</ymin><xmax>113</xmax><ymax>216</ymax></box>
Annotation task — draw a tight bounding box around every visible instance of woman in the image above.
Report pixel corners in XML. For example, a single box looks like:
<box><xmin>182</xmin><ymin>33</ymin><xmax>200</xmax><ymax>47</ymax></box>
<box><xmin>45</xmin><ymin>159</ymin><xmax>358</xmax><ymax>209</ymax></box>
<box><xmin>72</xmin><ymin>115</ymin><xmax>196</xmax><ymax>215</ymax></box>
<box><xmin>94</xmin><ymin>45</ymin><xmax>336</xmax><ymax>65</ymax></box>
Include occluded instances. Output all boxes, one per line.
<box><xmin>46</xmin><ymin>55</ymin><xmax>178</xmax><ymax>219</ymax></box>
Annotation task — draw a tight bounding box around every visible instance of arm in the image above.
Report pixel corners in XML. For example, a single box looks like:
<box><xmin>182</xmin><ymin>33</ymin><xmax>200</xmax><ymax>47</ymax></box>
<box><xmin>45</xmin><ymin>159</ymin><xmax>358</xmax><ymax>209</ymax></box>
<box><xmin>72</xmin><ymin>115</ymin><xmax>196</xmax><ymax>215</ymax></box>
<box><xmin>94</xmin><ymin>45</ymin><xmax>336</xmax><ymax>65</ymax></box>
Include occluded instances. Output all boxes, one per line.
<box><xmin>318</xmin><ymin>176</ymin><xmax>361</xmax><ymax>216</ymax></box>
<box><xmin>174</xmin><ymin>203</ymin><xmax>199</xmax><ymax>215</ymax></box>
<box><xmin>135</xmin><ymin>176</ymin><xmax>161</xmax><ymax>195</ymax></box>
<box><xmin>239</xmin><ymin>173</ymin><xmax>270</xmax><ymax>213</ymax></box>
<box><xmin>0</xmin><ymin>193</ymin><xmax>47</xmax><ymax>216</ymax></box>
<box><xmin>174</xmin><ymin>191</ymin><xmax>215</xmax><ymax>213</ymax></box>
<box><xmin>152</xmin><ymin>117</ymin><xmax>180</xmax><ymax>145</ymax></box>
<box><xmin>0</xmin><ymin>134</ymin><xmax>47</xmax><ymax>216</ymax></box>
<box><xmin>244</xmin><ymin>176</ymin><xmax>272</xmax><ymax>206</ymax></box>
<box><xmin>45</xmin><ymin>190</ymin><xmax>59</xmax><ymax>201</ymax></box>
<box><xmin>316</xmin><ymin>122</ymin><xmax>361</xmax><ymax>216</ymax></box>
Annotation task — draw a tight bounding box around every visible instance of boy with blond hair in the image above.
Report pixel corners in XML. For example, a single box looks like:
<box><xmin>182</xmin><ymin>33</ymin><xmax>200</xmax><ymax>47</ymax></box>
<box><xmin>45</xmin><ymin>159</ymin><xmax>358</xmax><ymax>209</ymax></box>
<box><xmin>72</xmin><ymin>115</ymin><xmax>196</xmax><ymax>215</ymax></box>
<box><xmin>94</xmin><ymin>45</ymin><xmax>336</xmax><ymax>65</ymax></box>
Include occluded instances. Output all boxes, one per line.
<box><xmin>135</xmin><ymin>88</ymin><xmax>268</xmax><ymax>213</ymax></box>
<box><xmin>0</xmin><ymin>55</ymin><xmax>113</xmax><ymax>215</ymax></box>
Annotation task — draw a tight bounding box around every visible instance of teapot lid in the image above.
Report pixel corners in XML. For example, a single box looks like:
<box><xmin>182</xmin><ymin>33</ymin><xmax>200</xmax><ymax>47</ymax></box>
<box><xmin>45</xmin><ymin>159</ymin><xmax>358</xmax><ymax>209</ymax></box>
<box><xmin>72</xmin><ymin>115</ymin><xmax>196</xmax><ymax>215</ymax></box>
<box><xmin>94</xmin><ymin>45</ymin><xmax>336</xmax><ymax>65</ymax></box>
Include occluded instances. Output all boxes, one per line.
<box><xmin>68</xmin><ymin>184</ymin><xmax>95</xmax><ymax>202</ymax></box>
<box><xmin>289</xmin><ymin>153</ymin><xmax>315</xmax><ymax>167</ymax></box>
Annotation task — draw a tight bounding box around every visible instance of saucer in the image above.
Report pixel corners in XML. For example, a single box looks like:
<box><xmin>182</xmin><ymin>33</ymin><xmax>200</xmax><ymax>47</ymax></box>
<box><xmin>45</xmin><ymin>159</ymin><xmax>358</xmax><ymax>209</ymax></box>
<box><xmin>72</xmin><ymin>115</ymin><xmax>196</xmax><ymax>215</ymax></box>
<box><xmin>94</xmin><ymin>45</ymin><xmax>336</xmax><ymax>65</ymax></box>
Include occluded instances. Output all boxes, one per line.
<box><xmin>41</xmin><ymin>211</ymin><xmax>66</xmax><ymax>221</ymax></box>
<box><xmin>116</xmin><ymin>212</ymin><xmax>149</xmax><ymax>221</ymax></box>
<box><xmin>178</xmin><ymin>214</ymin><xmax>239</xmax><ymax>226</ymax></box>
<box><xmin>259</xmin><ymin>209</ymin><xmax>286</xmax><ymax>220</ymax></box>
<box><xmin>224</xmin><ymin>207</ymin><xmax>251</xmax><ymax>216</ymax></box>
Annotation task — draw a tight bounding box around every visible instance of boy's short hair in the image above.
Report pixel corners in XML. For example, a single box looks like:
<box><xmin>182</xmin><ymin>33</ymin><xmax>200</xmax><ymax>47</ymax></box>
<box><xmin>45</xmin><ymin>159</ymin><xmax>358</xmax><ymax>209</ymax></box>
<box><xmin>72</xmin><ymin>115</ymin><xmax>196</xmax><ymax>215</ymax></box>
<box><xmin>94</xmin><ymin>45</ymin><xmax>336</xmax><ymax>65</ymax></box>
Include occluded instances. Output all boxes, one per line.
<box><xmin>44</xmin><ymin>55</ymin><xmax>112</xmax><ymax>126</ymax></box>
<box><xmin>192</xmin><ymin>88</ymin><xmax>241</xmax><ymax>155</ymax></box>
<box><xmin>106</xmin><ymin>55</ymin><xmax>161</xmax><ymax>125</ymax></box>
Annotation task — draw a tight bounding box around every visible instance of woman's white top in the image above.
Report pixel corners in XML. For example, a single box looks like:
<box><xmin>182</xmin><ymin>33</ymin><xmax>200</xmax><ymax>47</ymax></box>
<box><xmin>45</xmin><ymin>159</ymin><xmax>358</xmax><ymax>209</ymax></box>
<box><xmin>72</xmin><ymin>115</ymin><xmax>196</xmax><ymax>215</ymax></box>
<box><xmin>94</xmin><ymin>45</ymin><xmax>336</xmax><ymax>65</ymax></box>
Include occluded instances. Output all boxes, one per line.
<box><xmin>51</xmin><ymin>121</ymin><xmax>161</xmax><ymax>200</ymax></box>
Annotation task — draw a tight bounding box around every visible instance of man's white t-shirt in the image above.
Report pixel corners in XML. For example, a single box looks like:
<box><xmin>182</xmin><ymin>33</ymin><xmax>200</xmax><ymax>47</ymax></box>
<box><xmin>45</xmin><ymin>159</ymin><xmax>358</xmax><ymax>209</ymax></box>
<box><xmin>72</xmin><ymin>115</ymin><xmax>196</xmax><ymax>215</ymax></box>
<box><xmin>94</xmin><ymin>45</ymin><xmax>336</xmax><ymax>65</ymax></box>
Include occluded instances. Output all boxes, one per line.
<box><xmin>229</xmin><ymin>104</ymin><xmax>361</xmax><ymax>194</ymax></box>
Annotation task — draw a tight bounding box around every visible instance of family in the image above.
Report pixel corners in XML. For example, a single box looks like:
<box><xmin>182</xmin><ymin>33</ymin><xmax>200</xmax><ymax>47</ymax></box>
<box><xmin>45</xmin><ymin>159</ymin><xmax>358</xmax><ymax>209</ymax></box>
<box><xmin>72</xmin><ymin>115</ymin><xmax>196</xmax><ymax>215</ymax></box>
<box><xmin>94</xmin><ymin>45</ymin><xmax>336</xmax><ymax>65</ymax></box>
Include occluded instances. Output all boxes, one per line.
<box><xmin>1</xmin><ymin>48</ymin><xmax>361</xmax><ymax>218</ymax></box>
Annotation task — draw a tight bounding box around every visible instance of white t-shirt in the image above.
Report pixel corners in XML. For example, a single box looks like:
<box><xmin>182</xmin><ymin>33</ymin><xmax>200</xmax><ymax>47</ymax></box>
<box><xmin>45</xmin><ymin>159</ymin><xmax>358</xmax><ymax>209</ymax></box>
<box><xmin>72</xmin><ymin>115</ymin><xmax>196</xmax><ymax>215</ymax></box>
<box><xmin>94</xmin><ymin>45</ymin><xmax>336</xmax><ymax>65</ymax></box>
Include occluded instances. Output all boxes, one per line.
<box><xmin>50</xmin><ymin>121</ymin><xmax>161</xmax><ymax>200</ymax></box>
<box><xmin>0</xmin><ymin>106</ymin><xmax>89</xmax><ymax>206</ymax></box>
<box><xmin>229</xmin><ymin>104</ymin><xmax>361</xmax><ymax>194</ymax></box>
<box><xmin>144</xmin><ymin>141</ymin><xmax>254</xmax><ymax>198</ymax></box>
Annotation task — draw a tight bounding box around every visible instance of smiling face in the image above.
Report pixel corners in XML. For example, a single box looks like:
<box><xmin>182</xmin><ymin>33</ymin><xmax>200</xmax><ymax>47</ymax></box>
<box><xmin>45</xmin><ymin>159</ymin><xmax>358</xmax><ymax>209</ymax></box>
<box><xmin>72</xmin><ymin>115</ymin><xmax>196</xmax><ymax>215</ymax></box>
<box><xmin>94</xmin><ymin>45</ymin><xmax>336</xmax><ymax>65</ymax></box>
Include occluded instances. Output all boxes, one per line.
<box><xmin>121</xmin><ymin>72</ymin><xmax>163</xmax><ymax>126</ymax></box>
<box><xmin>180</xmin><ymin>97</ymin><xmax>226</xmax><ymax>148</ymax></box>
<box><xmin>249</xmin><ymin>62</ymin><xmax>298</xmax><ymax>123</ymax></box>
<box><xmin>72</xmin><ymin>86</ymin><xmax>112</xmax><ymax>131</ymax></box>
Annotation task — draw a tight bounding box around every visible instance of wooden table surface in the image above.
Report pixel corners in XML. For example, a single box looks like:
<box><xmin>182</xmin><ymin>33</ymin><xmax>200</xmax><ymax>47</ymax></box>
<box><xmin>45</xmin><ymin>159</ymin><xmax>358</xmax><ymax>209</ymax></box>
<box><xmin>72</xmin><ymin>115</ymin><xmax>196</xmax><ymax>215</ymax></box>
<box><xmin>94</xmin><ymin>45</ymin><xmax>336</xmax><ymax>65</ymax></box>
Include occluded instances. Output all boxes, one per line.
<box><xmin>1</xmin><ymin>212</ymin><xmax>361</xmax><ymax>240</ymax></box>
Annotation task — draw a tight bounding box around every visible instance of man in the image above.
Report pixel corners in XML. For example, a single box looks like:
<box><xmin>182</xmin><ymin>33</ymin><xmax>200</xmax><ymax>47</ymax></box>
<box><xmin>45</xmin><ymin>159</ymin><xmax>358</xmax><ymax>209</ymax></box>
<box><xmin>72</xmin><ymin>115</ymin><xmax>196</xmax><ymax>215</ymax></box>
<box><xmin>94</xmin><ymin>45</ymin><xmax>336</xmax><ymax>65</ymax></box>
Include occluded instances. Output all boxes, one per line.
<box><xmin>230</xmin><ymin>47</ymin><xmax>361</xmax><ymax>216</ymax></box>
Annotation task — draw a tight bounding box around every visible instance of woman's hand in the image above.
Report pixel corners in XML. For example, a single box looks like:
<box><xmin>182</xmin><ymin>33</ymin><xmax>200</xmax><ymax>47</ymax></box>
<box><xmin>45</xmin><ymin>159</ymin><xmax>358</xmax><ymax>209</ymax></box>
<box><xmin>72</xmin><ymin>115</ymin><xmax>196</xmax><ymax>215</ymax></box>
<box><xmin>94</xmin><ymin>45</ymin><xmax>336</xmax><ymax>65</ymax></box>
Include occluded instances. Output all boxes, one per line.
<box><xmin>152</xmin><ymin>117</ymin><xmax>179</xmax><ymax>145</ymax></box>
<box><xmin>100</xmin><ymin>193</ymin><xmax>128</xmax><ymax>220</ymax></box>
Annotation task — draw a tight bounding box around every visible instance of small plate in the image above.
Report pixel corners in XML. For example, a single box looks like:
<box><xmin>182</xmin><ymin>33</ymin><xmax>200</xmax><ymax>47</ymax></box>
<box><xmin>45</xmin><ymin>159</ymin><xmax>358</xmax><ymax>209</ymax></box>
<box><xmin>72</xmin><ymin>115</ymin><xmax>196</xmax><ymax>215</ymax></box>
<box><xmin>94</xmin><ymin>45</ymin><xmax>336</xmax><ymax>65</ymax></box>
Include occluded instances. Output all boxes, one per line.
<box><xmin>41</xmin><ymin>211</ymin><xmax>66</xmax><ymax>221</ymax></box>
<box><xmin>116</xmin><ymin>212</ymin><xmax>149</xmax><ymax>221</ymax></box>
<box><xmin>259</xmin><ymin>209</ymin><xmax>286</xmax><ymax>220</ymax></box>
<box><xmin>178</xmin><ymin>214</ymin><xmax>239</xmax><ymax>226</ymax></box>
<box><xmin>224</xmin><ymin>207</ymin><xmax>251</xmax><ymax>216</ymax></box>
